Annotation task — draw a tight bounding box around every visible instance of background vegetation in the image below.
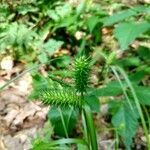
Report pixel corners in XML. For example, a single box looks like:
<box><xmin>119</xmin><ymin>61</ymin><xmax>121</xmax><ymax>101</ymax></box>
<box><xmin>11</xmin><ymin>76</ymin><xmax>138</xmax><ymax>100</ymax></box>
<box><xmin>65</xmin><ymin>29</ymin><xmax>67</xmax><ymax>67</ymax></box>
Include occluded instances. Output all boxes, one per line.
<box><xmin>0</xmin><ymin>0</ymin><xmax>150</xmax><ymax>149</ymax></box>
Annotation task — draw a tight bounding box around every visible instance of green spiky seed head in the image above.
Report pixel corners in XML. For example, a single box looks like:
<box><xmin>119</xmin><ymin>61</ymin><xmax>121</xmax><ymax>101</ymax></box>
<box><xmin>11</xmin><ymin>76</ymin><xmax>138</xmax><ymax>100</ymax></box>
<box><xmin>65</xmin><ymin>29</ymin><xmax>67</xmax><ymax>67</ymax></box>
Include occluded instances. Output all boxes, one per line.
<box><xmin>74</xmin><ymin>56</ymin><xmax>91</xmax><ymax>93</ymax></box>
<box><xmin>40</xmin><ymin>88</ymin><xmax>82</xmax><ymax>107</ymax></box>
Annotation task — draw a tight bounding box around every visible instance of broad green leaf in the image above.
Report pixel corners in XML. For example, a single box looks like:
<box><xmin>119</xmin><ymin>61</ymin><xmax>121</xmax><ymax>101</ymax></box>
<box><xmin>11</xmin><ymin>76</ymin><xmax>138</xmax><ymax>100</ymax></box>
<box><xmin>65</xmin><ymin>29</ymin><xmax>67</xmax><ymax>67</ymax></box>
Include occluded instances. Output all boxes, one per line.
<box><xmin>0</xmin><ymin>22</ymin><xmax>17</xmax><ymax>48</ymax></box>
<box><xmin>56</xmin><ymin>15</ymin><xmax>77</xmax><ymax>28</ymax></box>
<box><xmin>117</xmin><ymin>57</ymin><xmax>141</xmax><ymax>67</ymax></box>
<box><xmin>77</xmin><ymin>143</ymin><xmax>87</xmax><ymax>150</ymax></box>
<box><xmin>103</xmin><ymin>5</ymin><xmax>150</xmax><ymax>26</ymax></box>
<box><xmin>103</xmin><ymin>9</ymin><xmax>137</xmax><ymax>26</ymax></box>
<box><xmin>114</xmin><ymin>22</ymin><xmax>150</xmax><ymax>50</ymax></box>
<box><xmin>48</xmin><ymin>10</ymin><xmax>60</xmax><ymax>21</ymax></box>
<box><xmin>16</xmin><ymin>5</ymin><xmax>38</xmax><ymax>15</ymax></box>
<box><xmin>108</xmin><ymin>100</ymin><xmax>122</xmax><ymax>116</ymax></box>
<box><xmin>129</xmin><ymin>71</ymin><xmax>146</xmax><ymax>83</ymax></box>
<box><xmin>132</xmin><ymin>5</ymin><xmax>150</xmax><ymax>13</ymax></box>
<box><xmin>85</xmin><ymin>95</ymin><xmax>100</xmax><ymax>112</ymax></box>
<box><xmin>16</xmin><ymin>24</ymin><xmax>36</xmax><ymax>47</ymax></box>
<box><xmin>29</xmin><ymin>74</ymin><xmax>50</xmax><ymax>99</ymax></box>
<box><xmin>0</xmin><ymin>4</ymin><xmax>10</xmax><ymax>22</ymax></box>
<box><xmin>48</xmin><ymin>107</ymin><xmax>78</xmax><ymax>137</ymax></box>
<box><xmin>38</xmin><ymin>52</ymin><xmax>48</xmax><ymax>64</ymax></box>
<box><xmin>89</xmin><ymin>81</ymin><xmax>124</xmax><ymax>97</ymax></box>
<box><xmin>48</xmin><ymin>3</ymin><xmax>72</xmax><ymax>22</ymax></box>
<box><xmin>55</xmin><ymin>55</ymin><xmax>71</xmax><ymax>68</ymax></box>
<box><xmin>76</xmin><ymin>0</ymin><xmax>86</xmax><ymax>16</ymax></box>
<box><xmin>44</xmin><ymin>39</ymin><xmax>64</xmax><ymax>55</ymax></box>
<box><xmin>55</xmin><ymin>3</ymin><xmax>72</xmax><ymax>19</ymax></box>
<box><xmin>29</xmin><ymin>74</ymin><xmax>65</xmax><ymax>100</ymax></box>
<box><xmin>112</xmin><ymin>102</ymin><xmax>139</xmax><ymax>150</ymax></box>
<box><xmin>0</xmin><ymin>22</ymin><xmax>36</xmax><ymax>52</ymax></box>
<box><xmin>134</xmin><ymin>86</ymin><xmax>150</xmax><ymax>105</ymax></box>
<box><xmin>138</xmin><ymin>46</ymin><xmax>150</xmax><ymax>62</ymax></box>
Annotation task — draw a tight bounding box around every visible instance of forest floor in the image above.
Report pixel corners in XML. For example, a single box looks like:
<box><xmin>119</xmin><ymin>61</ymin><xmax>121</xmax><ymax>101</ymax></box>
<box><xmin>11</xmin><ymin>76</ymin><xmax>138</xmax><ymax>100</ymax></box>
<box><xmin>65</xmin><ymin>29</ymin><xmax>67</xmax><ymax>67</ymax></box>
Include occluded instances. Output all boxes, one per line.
<box><xmin>0</xmin><ymin>67</ymin><xmax>49</xmax><ymax>150</ymax></box>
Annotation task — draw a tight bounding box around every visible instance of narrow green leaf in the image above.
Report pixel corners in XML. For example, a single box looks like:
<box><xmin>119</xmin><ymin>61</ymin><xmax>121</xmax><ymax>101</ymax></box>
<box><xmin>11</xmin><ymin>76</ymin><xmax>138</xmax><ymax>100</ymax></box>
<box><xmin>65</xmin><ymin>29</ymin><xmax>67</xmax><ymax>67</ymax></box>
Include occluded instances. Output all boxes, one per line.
<box><xmin>87</xmin><ymin>16</ymin><xmax>100</xmax><ymax>33</ymax></box>
<box><xmin>49</xmin><ymin>138</ymin><xmax>87</xmax><ymax>146</ymax></box>
<box><xmin>32</xmin><ymin>138</ymin><xmax>86</xmax><ymax>150</ymax></box>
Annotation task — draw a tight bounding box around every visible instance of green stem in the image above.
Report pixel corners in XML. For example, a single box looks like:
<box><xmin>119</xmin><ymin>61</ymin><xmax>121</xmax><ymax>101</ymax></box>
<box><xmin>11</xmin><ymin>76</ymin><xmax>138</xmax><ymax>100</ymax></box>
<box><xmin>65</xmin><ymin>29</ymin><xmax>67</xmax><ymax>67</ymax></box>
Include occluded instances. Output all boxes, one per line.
<box><xmin>143</xmin><ymin>105</ymin><xmax>150</xmax><ymax>130</ymax></box>
<box><xmin>58</xmin><ymin>107</ymin><xmax>69</xmax><ymax>138</ymax></box>
<box><xmin>111</xmin><ymin>68</ymin><xmax>135</xmax><ymax>113</ymax></box>
<box><xmin>81</xmin><ymin>92</ymin><xmax>91</xmax><ymax>149</ymax></box>
<box><xmin>82</xmin><ymin>110</ymin><xmax>90</xmax><ymax>150</ymax></box>
<box><xmin>83</xmin><ymin>104</ymin><xmax>98</xmax><ymax>150</ymax></box>
<box><xmin>115</xmin><ymin>132</ymin><xmax>119</xmax><ymax>150</ymax></box>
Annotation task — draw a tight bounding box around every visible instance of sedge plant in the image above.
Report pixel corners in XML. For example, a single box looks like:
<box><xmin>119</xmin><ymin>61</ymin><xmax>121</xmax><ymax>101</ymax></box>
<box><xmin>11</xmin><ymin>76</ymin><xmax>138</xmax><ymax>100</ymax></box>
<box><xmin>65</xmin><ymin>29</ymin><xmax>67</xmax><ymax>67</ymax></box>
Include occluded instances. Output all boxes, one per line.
<box><xmin>37</xmin><ymin>56</ymin><xmax>98</xmax><ymax>150</ymax></box>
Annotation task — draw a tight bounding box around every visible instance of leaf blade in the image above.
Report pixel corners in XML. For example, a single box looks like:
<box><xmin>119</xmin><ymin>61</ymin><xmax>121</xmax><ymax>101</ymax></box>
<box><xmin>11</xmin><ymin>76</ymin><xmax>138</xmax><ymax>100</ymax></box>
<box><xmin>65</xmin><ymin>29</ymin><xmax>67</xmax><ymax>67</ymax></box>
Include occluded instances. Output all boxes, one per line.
<box><xmin>114</xmin><ymin>22</ymin><xmax>150</xmax><ymax>50</ymax></box>
<box><xmin>112</xmin><ymin>102</ymin><xmax>139</xmax><ymax>149</ymax></box>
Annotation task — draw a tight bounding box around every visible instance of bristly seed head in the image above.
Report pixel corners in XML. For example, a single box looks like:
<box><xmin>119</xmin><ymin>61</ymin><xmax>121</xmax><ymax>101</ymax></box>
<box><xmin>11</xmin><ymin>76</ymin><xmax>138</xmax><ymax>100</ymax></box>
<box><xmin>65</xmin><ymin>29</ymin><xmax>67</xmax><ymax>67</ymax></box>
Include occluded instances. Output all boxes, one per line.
<box><xmin>74</xmin><ymin>56</ymin><xmax>91</xmax><ymax>93</ymax></box>
<box><xmin>36</xmin><ymin>56</ymin><xmax>91</xmax><ymax>108</ymax></box>
<box><xmin>40</xmin><ymin>88</ymin><xmax>82</xmax><ymax>107</ymax></box>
